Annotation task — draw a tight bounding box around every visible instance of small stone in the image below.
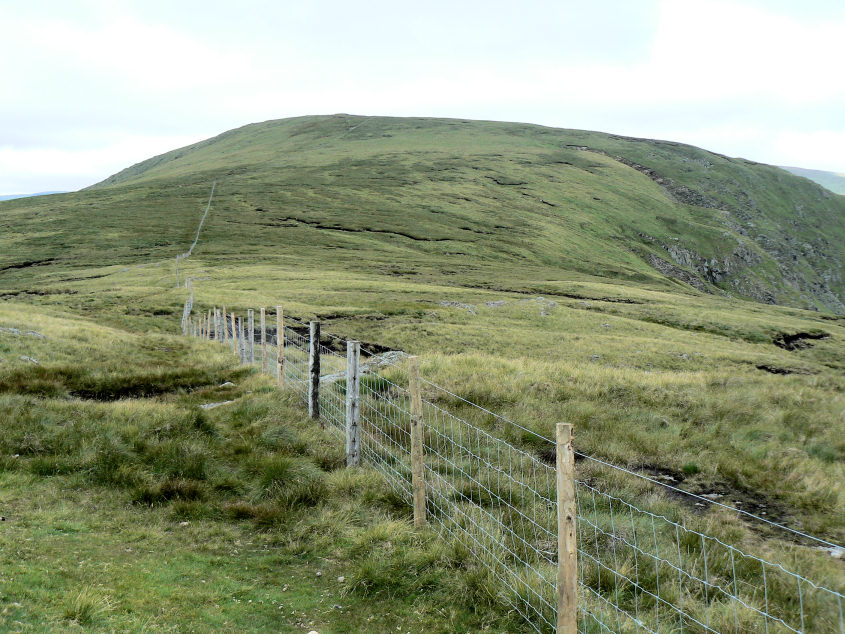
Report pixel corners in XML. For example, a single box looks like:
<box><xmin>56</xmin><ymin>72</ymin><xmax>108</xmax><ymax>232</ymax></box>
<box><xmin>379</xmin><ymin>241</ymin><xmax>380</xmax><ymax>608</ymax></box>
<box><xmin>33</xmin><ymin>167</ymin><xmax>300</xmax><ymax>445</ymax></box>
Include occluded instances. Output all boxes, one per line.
<box><xmin>219</xmin><ymin>382</ymin><xmax>235</xmax><ymax>387</ymax></box>
<box><xmin>179</xmin><ymin>521</ymin><xmax>190</xmax><ymax>526</ymax></box>
<box><xmin>281</xmin><ymin>585</ymin><xmax>289</xmax><ymax>592</ymax></box>
<box><xmin>333</xmin><ymin>604</ymin><xmax>343</xmax><ymax>610</ymax></box>
<box><xmin>200</xmin><ymin>400</ymin><xmax>234</xmax><ymax>410</ymax></box>
<box><xmin>337</xmin><ymin>576</ymin><xmax>345</xmax><ymax>583</ymax></box>
<box><xmin>315</xmin><ymin>570</ymin><xmax>322</xmax><ymax>577</ymax></box>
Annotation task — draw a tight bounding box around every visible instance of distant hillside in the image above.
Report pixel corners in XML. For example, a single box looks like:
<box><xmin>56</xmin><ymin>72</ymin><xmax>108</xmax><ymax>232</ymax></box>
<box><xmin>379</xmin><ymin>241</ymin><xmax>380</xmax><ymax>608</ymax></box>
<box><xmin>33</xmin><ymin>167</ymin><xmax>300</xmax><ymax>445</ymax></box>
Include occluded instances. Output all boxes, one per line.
<box><xmin>780</xmin><ymin>166</ymin><xmax>845</xmax><ymax>195</ymax></box>
<box><xmin>0</xmin><ymin>191</ymin><xmax>66</xmax><ymax>202</ymax></box>
<box><xmin>3</xmin><ymin>115</ymin><xmax>843</xmax><ymax>313</ymax></box>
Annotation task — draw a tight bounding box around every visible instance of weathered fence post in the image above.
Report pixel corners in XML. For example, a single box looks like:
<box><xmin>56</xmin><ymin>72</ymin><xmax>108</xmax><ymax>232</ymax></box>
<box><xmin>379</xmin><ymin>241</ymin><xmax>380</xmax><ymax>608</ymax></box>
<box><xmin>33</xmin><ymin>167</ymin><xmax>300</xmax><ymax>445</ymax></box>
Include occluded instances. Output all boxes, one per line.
<box><xmin>409</xmin><ymin>356</ymin><xmax>426</xmax><ymax>528</ymax></box>
<box><xmin>308</xmin><ymin>321</ymin><xmax>320</xmax><ymax>420</ymax></box>
<box><xmin>216</xmin><ymin>308</ymin><xmax>221</xmax><ymax>341</ymax></box>
<box><xmin>231</xmin><ymin>313</ymin><xmax>238</xmax><ymax>354</ymax></box>
<box><xmin>247</xmin><ymin>309</ymin><xmax>255</xmax><ymax>364</ymax></box>
<box><xmin>345</xmin><ymin>340</ymin><xmax>361</xmax><ymax>467</ymax></box>
<box><xmin>207</xmin><ymin>309</ymin><xmax>212</xmax><ymax>340</ymax></box>
<box><xmin>222</xmin><ymin>305</ymin><xmax>228</xmax><ymax>343</ymax></box>
<box><xmin>260</xmin><ymin>307</ymin><xmax>266</xmax><ymax>372</ymax></box>
<box><xmin>276</xmin><ymin>306</ymin><xmax>284</xmax><ymax>386</ymax></box>
<box><xmin>238</xmin><ymin>317</ymin><xmax>245</xmax><ymax>364</ymax></box>
<box><xmin>556</xmin><ymin>423</ymin><xmax>577</xmax><ymax>634</ymax></box>
<box><xmin>200</xmin><ymin>314</ymin><xmax>205</xmax><ymax>339</ymax></box>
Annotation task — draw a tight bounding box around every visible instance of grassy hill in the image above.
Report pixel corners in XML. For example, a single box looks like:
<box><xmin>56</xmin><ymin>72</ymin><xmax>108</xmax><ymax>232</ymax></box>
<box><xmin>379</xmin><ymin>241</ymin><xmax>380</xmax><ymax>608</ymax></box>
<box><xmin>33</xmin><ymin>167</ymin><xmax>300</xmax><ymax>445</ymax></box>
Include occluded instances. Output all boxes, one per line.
<box><xmin>781</xmin><ymin>165</ymin><xmax>845</xmax><ymax>195</ymax></box>
<box><xmin>1</xmin><ymin>114</ymin><xmax>841</xmax><ymax>314</ymax></box>
<box><xmin>1</xmin><ymin>115</ymin><xmax>843</xmax><ymax>629</ymax></box>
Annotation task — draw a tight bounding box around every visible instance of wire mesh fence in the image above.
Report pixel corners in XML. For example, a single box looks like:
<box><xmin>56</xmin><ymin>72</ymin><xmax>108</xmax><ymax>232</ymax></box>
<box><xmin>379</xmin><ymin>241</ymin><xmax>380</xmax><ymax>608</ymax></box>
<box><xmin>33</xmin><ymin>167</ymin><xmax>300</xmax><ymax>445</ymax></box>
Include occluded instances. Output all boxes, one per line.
<box><xmin>185</xmin><ymin>304</ymin><xmax>845</xmax><ymax>634</ymax></box>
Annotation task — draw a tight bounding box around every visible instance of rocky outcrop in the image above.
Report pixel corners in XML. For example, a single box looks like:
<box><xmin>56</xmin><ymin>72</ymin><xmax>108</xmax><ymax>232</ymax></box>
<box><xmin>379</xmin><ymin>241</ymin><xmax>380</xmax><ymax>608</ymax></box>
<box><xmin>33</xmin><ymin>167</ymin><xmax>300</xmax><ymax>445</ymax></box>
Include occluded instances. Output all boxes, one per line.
<box><xmin>583</xmin><ymin>149</ymin><xmax>844</xmax><ymax>313</ymax></box>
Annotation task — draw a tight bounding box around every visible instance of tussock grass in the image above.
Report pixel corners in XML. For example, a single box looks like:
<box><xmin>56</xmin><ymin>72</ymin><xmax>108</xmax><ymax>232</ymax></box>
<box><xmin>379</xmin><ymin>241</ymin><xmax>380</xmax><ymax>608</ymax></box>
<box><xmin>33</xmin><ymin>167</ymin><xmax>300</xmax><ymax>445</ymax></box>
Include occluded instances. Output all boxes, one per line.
<box><xmin>0</xmin><ymin>306</ymin><xmax>526</xmax><ymax>630</ymax></box>
<box><xmin>61</xmin><ymin>586</ymin><xmax>113</xmax><ymax>625</ymax></box>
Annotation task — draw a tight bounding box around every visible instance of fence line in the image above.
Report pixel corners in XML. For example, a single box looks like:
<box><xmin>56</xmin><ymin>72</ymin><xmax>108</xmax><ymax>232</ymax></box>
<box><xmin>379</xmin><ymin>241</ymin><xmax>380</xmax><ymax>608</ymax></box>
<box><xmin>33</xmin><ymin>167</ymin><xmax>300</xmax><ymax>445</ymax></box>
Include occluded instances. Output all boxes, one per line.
<box><xmin>184</xmin><ymin>303</ymin><xmax>845</xmax><ymax>634</ymax></box>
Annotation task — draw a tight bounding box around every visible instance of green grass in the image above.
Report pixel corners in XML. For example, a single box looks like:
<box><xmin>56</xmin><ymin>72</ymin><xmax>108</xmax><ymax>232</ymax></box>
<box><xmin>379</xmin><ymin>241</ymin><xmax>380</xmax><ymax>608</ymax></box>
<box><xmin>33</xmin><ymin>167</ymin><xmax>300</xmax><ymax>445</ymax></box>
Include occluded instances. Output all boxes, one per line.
<box><xmin>0</xmin><ymin>306</ymin><xmax>525</xmax><ymax>631</ymax></box>
<box><xmin>0</xmin><ymin>115</ymin><xmax>843</xmax><ymax>629</ymax></box>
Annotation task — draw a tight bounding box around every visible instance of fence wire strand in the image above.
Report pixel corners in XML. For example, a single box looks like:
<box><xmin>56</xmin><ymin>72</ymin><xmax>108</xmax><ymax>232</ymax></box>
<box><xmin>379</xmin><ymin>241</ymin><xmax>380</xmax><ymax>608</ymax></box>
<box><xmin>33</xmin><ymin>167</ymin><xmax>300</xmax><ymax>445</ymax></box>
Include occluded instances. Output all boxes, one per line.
<box><xmin>186</xmin><ymin>303</ymin><xmax>845</xmax><ymax>634</ymax></box>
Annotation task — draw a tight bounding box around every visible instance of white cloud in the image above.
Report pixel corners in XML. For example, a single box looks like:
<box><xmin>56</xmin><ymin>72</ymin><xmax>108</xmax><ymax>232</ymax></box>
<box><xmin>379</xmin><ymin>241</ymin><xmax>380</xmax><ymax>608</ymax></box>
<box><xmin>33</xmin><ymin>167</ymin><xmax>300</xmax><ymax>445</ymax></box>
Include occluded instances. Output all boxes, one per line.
<box><xmin>0</xmin><ymin>133</ymin><xmax>205</xmax><ymax>192</ymax></box>
<box><xmin>770</xmin><ymin>130</ymin><xmax>845</xmax><ymax>171</ymax></box>
<box><xmin>650</xmin><ymin>1</ymin><xmax>845</xmax><ymax>105</ymax></box>
<box><xmin>0</xmin><ymin>0</ymin><xmax>843</xmax><ymax>191</ymax></box>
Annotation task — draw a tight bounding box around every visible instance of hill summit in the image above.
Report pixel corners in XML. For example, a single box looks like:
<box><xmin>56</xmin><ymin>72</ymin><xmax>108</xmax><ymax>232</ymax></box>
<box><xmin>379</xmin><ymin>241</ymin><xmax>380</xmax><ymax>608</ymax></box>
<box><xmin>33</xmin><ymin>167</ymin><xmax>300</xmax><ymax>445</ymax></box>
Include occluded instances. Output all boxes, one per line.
<box><xmin>93</xmin><ymin>115</ymin><xmax>844</xmax><ymax>313</ymax></box>
<box><xmin>2</xmin><ymin>115</ymin><xmax>841</xmax><ymax>313</ymax></box>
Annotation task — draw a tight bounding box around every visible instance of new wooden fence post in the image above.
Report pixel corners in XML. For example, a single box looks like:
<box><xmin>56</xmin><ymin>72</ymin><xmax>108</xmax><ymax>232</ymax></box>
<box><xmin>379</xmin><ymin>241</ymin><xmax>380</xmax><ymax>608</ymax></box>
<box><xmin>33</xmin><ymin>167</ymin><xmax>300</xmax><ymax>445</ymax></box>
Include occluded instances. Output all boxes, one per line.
<box><xmin>345</xmin><ymin>341</ymin><xmax>360</xmax><ymax>467</ymax></box>
<box><xmin>556</xmin><ymin>423</ymin><xmax>577</xmax><ymax>634</ymax></box>
<box><xmin>409</xmin><ymin>356</ymin><xmax>426</xmax><ymax>528</ymax></box>
<box><xmin>276</xmin><ymin>306</ymin><xmax>284</xmax><ymax>386</ymax></box>
<box><xmin>308</xmin><ymin>321</ymin><xmax>320</xmax><ymax>420</ymax></box>
<box><xmin>260</xmin><ymin>307</ymin><xmax>266</xmax><ymax>372</ymax></box>
<box><xmin>247</xmin><ymin>309</ymin><xmax>255</xmax><ymax>364</ymax></box>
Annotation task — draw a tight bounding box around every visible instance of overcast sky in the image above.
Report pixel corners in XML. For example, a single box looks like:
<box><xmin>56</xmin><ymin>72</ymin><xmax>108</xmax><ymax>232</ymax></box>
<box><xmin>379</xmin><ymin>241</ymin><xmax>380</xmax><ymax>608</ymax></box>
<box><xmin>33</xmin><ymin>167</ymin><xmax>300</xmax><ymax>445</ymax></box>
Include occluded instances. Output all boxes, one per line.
<box><xmin>1</xmin><ymin>0</ymin><xmax>844</xmax><ymax>193</ymax></box>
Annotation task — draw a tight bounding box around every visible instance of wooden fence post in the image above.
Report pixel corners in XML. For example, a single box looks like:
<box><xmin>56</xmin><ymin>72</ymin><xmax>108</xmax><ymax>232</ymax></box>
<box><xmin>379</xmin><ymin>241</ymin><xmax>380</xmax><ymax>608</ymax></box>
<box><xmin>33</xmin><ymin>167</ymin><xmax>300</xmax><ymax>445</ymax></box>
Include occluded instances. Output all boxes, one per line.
<box><xmin>231</xmin><ymin>313</ymin><xmax>238</xmax><ymax>354</ymax></box>
<box><xmin>308</xmin><ymin>321</ymin><xmax>320</xmax><ymax>420</ymax></box>
<box><xmin>238</xmin><ymin>317</ymin><xmax>245</xmax><ymax>364</ymax></box>
<box><xmin>207</xmin><ymin>309</ymin><xmax>212</xmax><ymax>340</ymax></box>
<box><xmin>247</xmin><ymin>309</ymin><xmax>255</xmax><ymax>364</ymax></box>
<box><xmin>556</xmin><ymin>423</ymin><xmax>577</xmax><ymax>634</ymax></box>
<box><xmin>345</xmin><ymin>341</ymin><xmax>360</xmax><ymax>467</ymax></box>
<box><xmin>260</xmin><ymin>307</ymin><xmax>266</xmax><ymax>372</ymax></box>
<box><xmin>409</xmin><ymin>356</ymin><xmax>426</xmax><ymax>528</ymax></box>
<box><xmin>222</xmin><ymin>305</ymin><xmax>228</xmax><ymax>343</ymax></box>
<box><xmin>276</xmin><ymin>306</ymin><xmax>284</xmax><ymax>386</ymax></box>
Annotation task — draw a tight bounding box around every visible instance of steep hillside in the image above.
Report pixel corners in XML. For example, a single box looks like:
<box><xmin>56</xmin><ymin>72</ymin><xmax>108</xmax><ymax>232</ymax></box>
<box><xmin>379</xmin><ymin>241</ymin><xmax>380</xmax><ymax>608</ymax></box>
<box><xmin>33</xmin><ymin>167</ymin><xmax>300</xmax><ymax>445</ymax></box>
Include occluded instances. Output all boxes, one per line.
<box><xmin>79</xmin><ymin>114</ymin><xmax>844</xmax><ymax>313</ymax></box>
<box><xmin>781</xmin><ymin>165</ymin><xmax>845</xmax><ymax>195</ymax></box>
